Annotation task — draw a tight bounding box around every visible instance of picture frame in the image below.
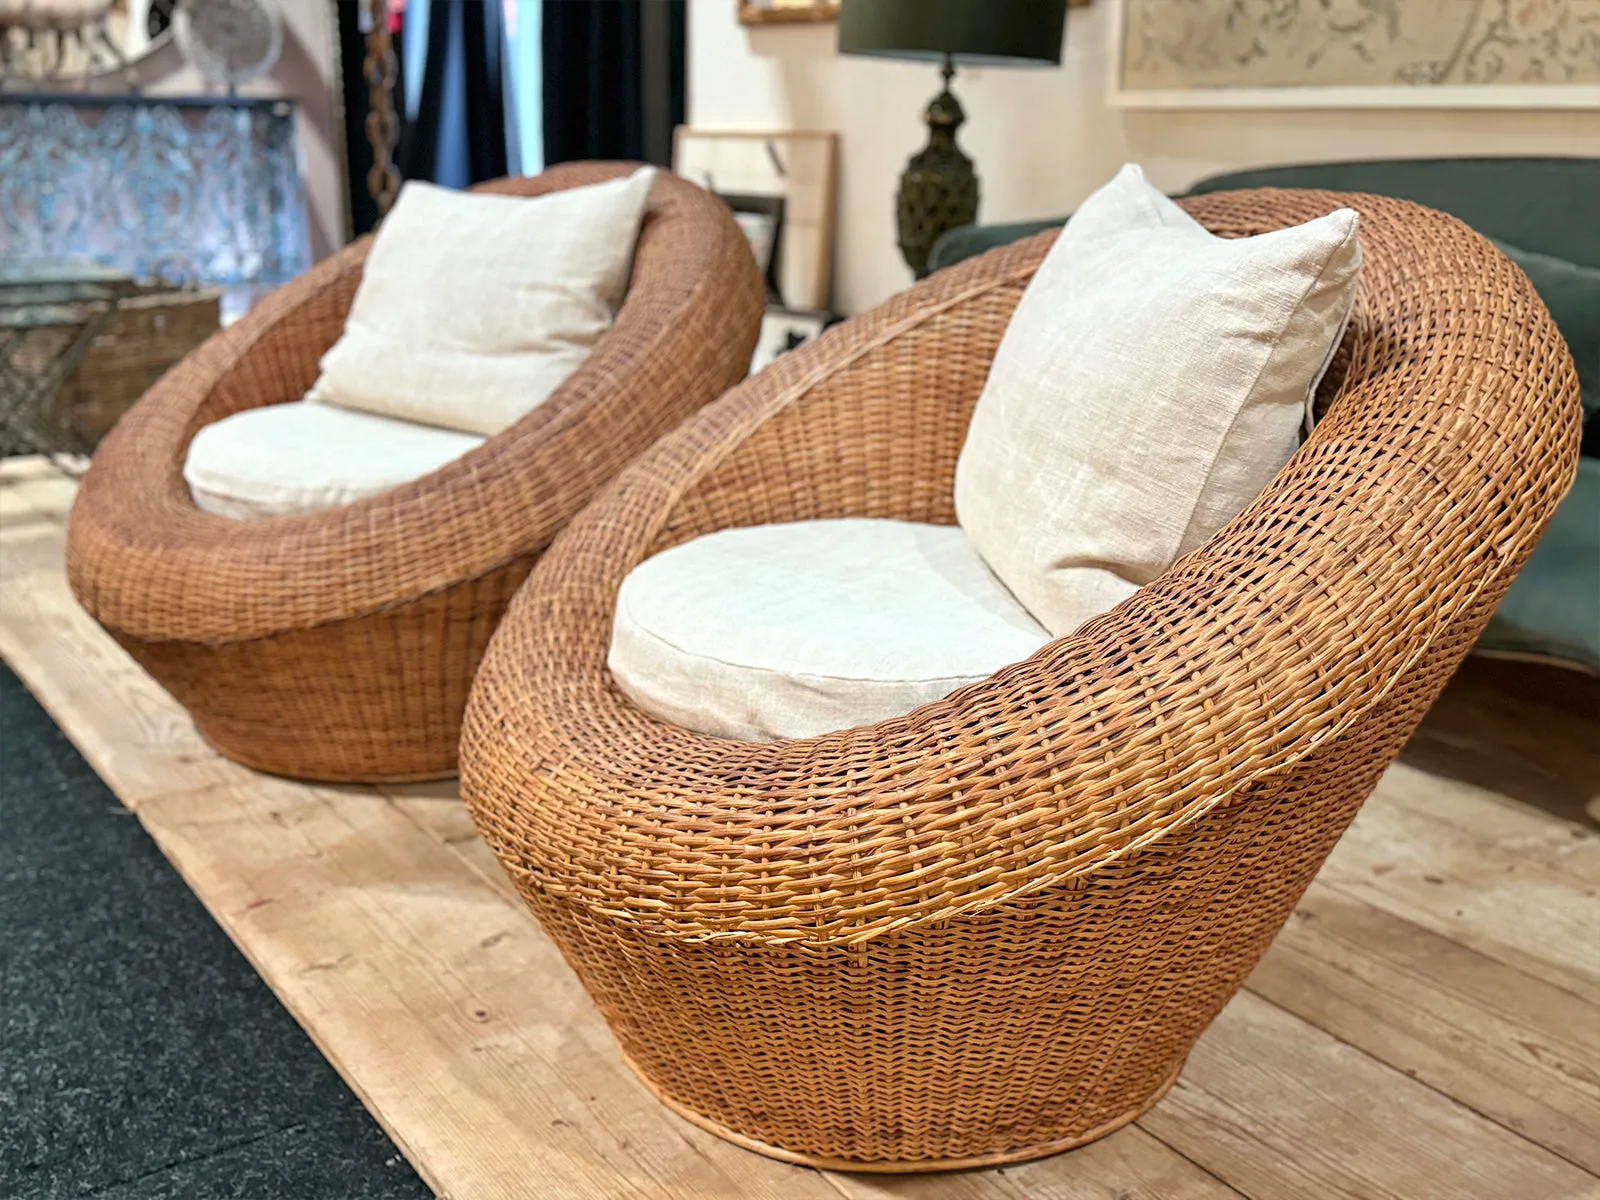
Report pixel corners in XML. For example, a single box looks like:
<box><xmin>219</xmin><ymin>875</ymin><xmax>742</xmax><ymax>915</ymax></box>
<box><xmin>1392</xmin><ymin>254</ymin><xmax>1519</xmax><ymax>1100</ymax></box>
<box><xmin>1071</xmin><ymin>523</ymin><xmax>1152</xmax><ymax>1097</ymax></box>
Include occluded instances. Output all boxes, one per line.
<box><xmin>718</xmin><ymin>192</ymin><xmax>787</xmax><ymax>305</ymax></box>
<box><xmin>737</xmin><ymin>1</ymin><xmax>1088</xmax><ymax>31</ymax></box>
<box><xmin>1107</xmin><ymin>0</ymin><xmax>1600</xmax><ymax>111</ymax></box>
<box><xmin>752</xmin><ymin>306</ymin><xmax>833</xmax><ymax>374</ymax></box>
<box><xmin>737</xmin><ymin>0</ymin><xmax>839</xmax><ymax>27</ymax></box>
<box><xmin>673</xmin><ymin>128</ymin><xmax>838</xmax><ymax>313</ymax></box>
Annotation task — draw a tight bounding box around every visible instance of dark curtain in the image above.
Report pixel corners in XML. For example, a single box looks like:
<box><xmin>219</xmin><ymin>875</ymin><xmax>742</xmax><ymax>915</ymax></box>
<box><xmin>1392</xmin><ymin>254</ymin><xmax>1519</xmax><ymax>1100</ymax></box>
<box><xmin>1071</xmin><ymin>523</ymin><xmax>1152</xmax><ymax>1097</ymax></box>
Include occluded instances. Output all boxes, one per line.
<box><xmin>398</xmin><ymin>0</ymin><xmax>509</xmax><ymax>189</ymax></box>
<box><xmin>542</xmin><ymin>0</ymin><xmax>685</xmax><ymax>167</ymax></box>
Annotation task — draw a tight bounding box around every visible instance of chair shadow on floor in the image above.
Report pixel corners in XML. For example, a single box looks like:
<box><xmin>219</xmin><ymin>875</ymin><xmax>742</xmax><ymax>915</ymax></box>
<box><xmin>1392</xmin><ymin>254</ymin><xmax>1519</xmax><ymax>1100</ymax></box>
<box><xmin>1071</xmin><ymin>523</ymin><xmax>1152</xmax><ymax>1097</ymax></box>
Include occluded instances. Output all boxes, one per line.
<box><xmin>1402</xmin><ymin>655</ymin><xmax>1600</xmax><ymax>828</ymax></box>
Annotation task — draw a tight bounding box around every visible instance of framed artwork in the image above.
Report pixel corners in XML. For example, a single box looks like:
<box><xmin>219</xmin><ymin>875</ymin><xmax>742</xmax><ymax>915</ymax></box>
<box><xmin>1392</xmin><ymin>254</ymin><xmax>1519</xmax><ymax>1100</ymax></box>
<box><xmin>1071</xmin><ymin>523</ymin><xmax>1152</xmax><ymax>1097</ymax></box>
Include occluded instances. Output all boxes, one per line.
<box><xmin>1109</xmin><ymin>0</ymin><xmax>1600</xmax><ymax>109</ymax></box>
<box><xmin>737</xmin><ymin>0</ymin><xmax>839</xmax><ymax>26</ymax></box>
<box><xmin>673</xmin><ymin>128</ymin><xmax>838</xmax><ymax>313</ymax></box>
<box><xmin>737</xmin><ymin>0</ymin><xmax>1089</xmax><ymax>29</ymax></box>
<box><xmin>752</xmin><ymin>307</ymin><xmax>833</xmax><ymax>374</ymax></box>
<box><xmin>720</xmin><ymin>193</ymin><xmax>787</xmax><ymax>304</ymax></box>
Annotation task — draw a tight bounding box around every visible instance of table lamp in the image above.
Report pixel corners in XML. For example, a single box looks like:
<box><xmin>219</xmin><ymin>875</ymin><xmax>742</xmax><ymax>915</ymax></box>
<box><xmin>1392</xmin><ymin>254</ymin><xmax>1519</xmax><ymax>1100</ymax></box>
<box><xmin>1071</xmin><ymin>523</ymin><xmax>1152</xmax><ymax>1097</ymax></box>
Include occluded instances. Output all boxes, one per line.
<box><xmin>839</xmin><ymin>0</ymin><xmax>1067</xmax><ymax>278</ymax></box>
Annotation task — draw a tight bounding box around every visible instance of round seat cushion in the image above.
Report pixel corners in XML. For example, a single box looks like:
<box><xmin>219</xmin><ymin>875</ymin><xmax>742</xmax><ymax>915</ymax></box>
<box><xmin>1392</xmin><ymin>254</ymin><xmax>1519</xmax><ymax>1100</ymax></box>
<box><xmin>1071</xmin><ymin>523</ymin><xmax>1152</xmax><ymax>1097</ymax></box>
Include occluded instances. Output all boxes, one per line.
<box><xmin>608</xmin><ymin>518</ymin><xmax>1052</xmax><ymax>741</ymax></box>
<box><xmin>183</xmin><ymin>401</ymin><xmax>485</xmax><ymax>521</ymax></box>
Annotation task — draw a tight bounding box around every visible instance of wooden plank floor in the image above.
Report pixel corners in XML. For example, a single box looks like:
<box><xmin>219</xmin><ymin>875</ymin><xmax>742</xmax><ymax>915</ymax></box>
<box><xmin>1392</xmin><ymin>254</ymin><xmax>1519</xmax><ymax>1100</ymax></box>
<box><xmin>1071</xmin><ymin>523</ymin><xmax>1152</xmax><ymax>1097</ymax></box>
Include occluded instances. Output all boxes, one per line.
<box><xmin>3</xmin><ymin>456</ymin><xmax>1597</xmax><ymax>1200</ymax></box>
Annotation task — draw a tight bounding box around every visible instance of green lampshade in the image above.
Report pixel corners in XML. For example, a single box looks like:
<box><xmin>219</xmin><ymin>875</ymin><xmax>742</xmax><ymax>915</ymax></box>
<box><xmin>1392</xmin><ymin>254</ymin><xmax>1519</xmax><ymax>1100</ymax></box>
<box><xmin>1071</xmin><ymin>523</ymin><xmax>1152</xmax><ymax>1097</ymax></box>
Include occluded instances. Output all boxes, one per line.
<box><xmin>838</xmin><ymin>0</ymin><xmax>1066</xmax><ymax>68</ymax></box>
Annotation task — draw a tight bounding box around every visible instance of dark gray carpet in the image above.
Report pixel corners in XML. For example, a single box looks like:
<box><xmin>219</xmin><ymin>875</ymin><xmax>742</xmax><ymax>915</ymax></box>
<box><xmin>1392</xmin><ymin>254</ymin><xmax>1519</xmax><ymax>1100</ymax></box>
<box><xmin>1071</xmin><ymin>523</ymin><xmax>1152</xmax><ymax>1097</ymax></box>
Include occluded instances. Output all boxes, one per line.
<box><xmin>0</xmin><ymin>662</ymin><xmax>430</xmax><ymax>1199</ymax></box>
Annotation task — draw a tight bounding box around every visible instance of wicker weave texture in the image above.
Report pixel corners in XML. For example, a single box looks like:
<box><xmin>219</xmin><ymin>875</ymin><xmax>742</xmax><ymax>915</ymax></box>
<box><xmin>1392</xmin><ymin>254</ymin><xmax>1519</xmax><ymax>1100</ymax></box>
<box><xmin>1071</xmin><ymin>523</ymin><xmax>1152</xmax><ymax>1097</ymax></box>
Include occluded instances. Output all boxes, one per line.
<box><xmin>64</xmin><ymin>163</ymin><xmax>765</xmax><ymax>781</ymax></box>
<box><xmin>459</xmin><ymin>191</ymin><xmax>1581</xmax><ymax>1169</ymax></box>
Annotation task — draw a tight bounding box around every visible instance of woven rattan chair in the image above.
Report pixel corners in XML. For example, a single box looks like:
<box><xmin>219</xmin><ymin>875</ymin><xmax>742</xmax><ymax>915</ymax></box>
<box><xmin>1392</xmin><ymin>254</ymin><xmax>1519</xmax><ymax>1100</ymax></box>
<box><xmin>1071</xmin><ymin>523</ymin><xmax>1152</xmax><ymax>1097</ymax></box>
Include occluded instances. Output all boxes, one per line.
<box><xmin>66</xmin><ymin>163</ymin><xmax>763</xmax><ymax>782</ymax></box>
<box><xmin>459</xmin><ymin>191</ymin><xmax>1580</xmax><ymax>1171</ymax></box>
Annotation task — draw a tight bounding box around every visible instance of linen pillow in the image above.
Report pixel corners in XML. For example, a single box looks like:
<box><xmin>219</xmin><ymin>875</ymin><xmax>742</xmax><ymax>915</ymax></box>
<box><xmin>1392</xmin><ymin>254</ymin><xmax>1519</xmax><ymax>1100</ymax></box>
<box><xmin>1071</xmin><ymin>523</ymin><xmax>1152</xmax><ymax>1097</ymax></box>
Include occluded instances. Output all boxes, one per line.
<box><xmin>609</xmin><ymin>519</ymin><xmax>1050</xmax><ymax>741</ymax></box>
<box><xmin>308</xmin><ymin>167</ymin><xmax>656</xmax><ymax>437</ymax></box>
<box><xmin>955</xmin><ymin>163</ymin><xmax>1361</xmax><ymax>637</ymax></box>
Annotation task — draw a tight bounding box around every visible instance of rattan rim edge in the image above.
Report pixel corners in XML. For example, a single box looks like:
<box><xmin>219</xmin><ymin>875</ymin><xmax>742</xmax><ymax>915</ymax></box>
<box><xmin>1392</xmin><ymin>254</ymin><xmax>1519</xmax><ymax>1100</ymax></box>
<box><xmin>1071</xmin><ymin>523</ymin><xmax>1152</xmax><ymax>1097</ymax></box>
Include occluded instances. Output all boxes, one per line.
<box><xmin>616</xmin><ymin>1044</ymin><xmax>1186</xmax><ymax>1174</ymax></box>
<box><xmin>104</xmin><ymin>549</ymin><xmax>544</xmax><ymax>651</ymax></box>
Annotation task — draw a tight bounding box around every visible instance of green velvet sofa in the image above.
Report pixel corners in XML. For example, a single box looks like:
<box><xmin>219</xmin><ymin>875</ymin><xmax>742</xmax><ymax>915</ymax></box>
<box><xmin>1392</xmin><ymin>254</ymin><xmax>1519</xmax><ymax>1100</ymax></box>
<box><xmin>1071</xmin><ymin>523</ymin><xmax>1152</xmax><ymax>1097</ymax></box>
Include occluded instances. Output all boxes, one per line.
<box><xmin>929</xmin><ymin>157</ymin><xmax>1599</xmax><ymax>671</ymax></box>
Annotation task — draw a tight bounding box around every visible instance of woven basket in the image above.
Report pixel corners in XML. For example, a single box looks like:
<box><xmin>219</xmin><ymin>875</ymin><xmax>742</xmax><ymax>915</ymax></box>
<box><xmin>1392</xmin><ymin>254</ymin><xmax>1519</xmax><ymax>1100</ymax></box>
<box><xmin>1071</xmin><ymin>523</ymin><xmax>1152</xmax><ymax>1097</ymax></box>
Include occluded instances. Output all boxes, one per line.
<box><xmin>459</xmin><ymin>190</ymin><xmax>1581</xmax><ymax>1170</ymax></box>
<box><xmin>66</xmin><ymin>163</ymin><xmax>765</xmax><ymax>782</ymax></box>
<box><xmin>56</xmin><ymin>289</ymin><xmax>222</xmax><ymax>449</ymax></box>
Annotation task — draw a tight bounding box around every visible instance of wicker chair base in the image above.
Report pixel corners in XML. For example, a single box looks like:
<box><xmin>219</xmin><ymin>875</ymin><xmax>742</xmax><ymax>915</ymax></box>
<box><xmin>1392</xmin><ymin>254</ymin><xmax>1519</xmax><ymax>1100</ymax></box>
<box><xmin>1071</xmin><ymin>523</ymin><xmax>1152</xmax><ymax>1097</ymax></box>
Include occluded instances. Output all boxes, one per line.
<box><xmin>185</xmin><ymin>722</ymin><xmax>460</xmax><ymax>785</ymax></box>
<box><xmin>114</xmin><ymin>558</ymin><xmax>532</xmax><ymax>782</ymax></box>
<box><xmin>125</xmin><ymin>642</ymin><xmax>473</xmax><ymax>783</ymax></box>
<box><xmin>618</xmin><ymin>1045</ymin><xmax>1186</xmax><ymax>1173</ymax></box>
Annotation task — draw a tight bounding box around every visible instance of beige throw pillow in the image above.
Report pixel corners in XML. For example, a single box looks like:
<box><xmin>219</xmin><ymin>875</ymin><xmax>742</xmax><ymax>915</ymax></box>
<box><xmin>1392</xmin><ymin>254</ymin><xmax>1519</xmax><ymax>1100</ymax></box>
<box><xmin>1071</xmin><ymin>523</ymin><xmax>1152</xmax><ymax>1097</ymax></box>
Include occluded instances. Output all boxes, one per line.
<box><xmin>954</xmin><ymin>163</ymin><xmax>1361</xmax><ymax>637</ymax></box>
<box><xmin>308</xmin><ymin>167</ymin><xmax>656</xmax><ymax>437</ymax></box>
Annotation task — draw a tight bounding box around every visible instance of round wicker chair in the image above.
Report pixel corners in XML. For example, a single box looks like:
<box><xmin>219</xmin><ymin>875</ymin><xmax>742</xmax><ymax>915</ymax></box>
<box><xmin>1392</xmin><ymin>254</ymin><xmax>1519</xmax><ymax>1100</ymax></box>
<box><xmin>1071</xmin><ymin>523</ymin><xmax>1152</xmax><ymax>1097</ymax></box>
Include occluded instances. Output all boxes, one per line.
<box><xmin>66</xmin><ymin>163</ymin><xmax>764</xmax><ymax>782</ymax></box>
<box><xmin>459</xmin><ymin>191</ymin><xmax>1580</xmax><ymax>1171</ymax></box>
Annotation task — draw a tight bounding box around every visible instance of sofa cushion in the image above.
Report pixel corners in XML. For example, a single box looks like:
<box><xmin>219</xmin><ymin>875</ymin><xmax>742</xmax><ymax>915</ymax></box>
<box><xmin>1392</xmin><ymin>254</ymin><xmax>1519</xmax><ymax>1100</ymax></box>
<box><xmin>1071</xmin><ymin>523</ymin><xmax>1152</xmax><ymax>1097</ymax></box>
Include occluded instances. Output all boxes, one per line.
<box><xmin>955</xmin><ymin>163</ymin><xmax>1361</xmax><ymax>637</ymax></box>
<box><xmin>184</xmin><ymin>401</ymin><xmax>484</xmax><ymax>521</ymax></box>
<box><xmin>308</xmin><ymin>168</ymin><xmax>656</xmax><ymax>437</ymax></box>
<box><xmin>929</xmin><ymin>218</ymin><xmax>1062</xmax><ymax>275</ymax></box>
<box><xmin>1480</xmin><ymin>457</ymin><xmax>1600</xmax><ymax>671</ymax></box>
<box><xmin>1189</xmin><ymin>158</ymin><xmax>1600</xmax><ymax>270</ymax></box>
<box><xmin>608</xmin><ymin>519</ymin><xmax>1051</xmax><ymax>741</ymax></box>
<box><xmin>1493</xmin><ymin>240</ymin><xmax>1600</xmax><ymax>431</ymax></box>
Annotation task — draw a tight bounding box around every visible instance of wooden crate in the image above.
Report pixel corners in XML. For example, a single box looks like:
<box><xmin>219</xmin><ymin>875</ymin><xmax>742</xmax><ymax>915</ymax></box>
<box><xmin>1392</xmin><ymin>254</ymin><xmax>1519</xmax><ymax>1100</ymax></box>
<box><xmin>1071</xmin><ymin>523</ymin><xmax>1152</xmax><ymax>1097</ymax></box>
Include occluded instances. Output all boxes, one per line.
<box><xmin>52</xmin><ymin>289</ymin><xmax>220</xmax><ymax>446</ymax></box>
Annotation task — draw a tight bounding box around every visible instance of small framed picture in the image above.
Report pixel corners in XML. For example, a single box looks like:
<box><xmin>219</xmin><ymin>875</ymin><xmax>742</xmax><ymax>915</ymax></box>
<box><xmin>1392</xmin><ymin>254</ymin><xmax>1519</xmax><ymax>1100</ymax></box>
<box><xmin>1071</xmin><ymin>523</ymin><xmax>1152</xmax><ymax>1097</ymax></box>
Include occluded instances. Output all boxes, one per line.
<box><xmin>719</xmin><ymin>192</ymin><xmax>786</xmax><ymax>304</ymax></box>
<box><xmin>737</xmin><ymin>0</ymin><xmax>839</xmax><ymax>26</ymax></box>
<box><xmin>673</xmin><ymin>128</ymin><xmax>837</xmax><ymax>313</ymax></box>
<box><xmin>753</xmin><ymin>306</ymin><xmax>832</xmax><ymax>374</ymax></box>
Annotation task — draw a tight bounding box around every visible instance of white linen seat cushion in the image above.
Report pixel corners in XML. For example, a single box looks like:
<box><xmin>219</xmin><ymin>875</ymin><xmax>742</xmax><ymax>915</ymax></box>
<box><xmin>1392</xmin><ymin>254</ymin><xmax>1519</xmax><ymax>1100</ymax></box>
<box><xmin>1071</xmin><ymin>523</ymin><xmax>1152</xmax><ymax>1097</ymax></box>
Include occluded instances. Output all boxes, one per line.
<box><xmin>608</xmin><ymin>518</ymin><xmax>1052</xmax><ymax>742</ymax></box>
<box><xmin>183</xmin><ymin>400</ymin><xmax>484</xmax><ymax>521</ymax></box>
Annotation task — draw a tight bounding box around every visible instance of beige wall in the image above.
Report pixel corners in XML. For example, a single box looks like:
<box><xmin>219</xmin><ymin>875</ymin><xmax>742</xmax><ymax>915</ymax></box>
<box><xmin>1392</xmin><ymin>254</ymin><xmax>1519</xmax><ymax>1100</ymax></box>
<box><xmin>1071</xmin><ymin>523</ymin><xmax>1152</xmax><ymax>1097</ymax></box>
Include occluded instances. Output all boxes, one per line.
<box><xmin>689</xmin><ymin>2</ymin><xmax>1599</xmax><ymax>315</ymax></box>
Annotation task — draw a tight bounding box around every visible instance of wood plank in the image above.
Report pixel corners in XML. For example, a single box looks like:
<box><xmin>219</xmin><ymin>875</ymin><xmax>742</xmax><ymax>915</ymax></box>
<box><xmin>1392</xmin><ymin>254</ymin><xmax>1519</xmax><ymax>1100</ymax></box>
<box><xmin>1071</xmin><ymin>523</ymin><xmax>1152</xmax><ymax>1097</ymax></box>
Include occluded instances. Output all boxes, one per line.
<box><xmin>1248</xmin><ymin>880</ymin><xmax>1600</xmax><ymax>1173</ymax></box>
<box><xmin>831</xmin><ymin>1127</ymin><xmax>1243</xmax><ymax>1200</ymax></box>
<box><xmin>380</xmin><ymin>779</ymin><xmax>523</xmax><ymax>907</ymax></box>
<box><xmin>135</xmin><ymin>775</ymin><xmax>857</xmax><ymax>1200</ymax></box>
<box><xmin>1319</xmin><ymin>762</ymin><xmax>1600</xmax><ymax>1003</ymax></box>
<box><xmin>0</xmin><ymin>478</ymin><xmax>57</xmax><ymax>527</ymax></box>
<box><xmin>0</xmin><ymin>453</ymin><xmax>68</xmax><ymax>481</ymax></box>
<box><xmin>1141</xmin><ymin>990</ymin><xmax>1600</xmax><ymax>1200</ymax></box>
<box><xmin>0</xmin><ymin>522</ymin><xmax>248</xmax><ymax>807</ymax></box>
<box><xmin>1401</xmin><ymin>656</ymin><xmax>1600</xmax><ymax>830</ymax></box>
<box><xmin>0</xmin><ymin>470</ymin><xmax>79</xmax><ymax>521</ymax></box>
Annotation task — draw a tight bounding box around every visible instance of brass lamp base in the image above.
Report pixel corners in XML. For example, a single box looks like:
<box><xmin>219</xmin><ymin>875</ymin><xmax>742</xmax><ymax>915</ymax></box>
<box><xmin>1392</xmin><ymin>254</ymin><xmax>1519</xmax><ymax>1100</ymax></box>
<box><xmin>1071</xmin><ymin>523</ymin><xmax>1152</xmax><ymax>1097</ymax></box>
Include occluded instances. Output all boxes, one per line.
<box><xmin>897</xmin><ymin>54</ymin><xmax>978</xmax><ymax>279</ymax></box>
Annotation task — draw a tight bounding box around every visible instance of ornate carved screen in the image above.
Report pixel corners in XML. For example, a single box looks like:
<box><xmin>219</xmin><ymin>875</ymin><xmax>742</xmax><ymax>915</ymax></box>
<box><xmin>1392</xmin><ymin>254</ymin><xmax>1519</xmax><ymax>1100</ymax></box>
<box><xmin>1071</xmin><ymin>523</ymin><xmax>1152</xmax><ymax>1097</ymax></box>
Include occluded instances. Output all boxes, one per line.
<box><xmin>0</xmin><ymin>94</ymin><xmax>310</xmax><ymax>315</ymax></box>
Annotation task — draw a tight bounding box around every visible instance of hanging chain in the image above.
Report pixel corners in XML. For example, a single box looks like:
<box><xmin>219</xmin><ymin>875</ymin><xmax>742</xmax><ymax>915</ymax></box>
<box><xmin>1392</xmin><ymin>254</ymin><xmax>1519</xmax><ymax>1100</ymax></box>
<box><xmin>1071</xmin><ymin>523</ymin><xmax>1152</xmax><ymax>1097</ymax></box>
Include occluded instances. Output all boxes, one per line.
<box><xmin>362</xmin><ymin>0</ymin><xmax>401</xmax><ymax>219</ymax></box>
